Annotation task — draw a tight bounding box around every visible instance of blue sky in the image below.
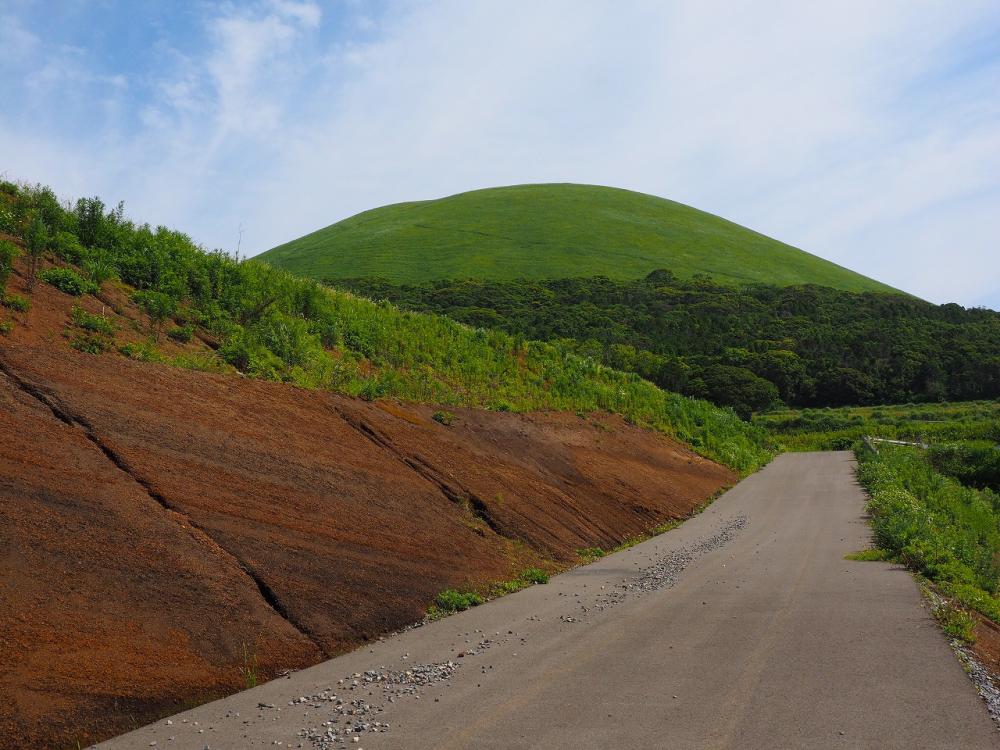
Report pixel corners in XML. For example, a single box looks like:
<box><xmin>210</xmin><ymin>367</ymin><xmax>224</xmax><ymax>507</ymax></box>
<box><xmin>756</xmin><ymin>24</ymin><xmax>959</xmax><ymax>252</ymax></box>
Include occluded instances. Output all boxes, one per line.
<box><xmin>2</xmin><ymin>0</ymin><xmax>999</xmax><ymax>308</ymax></box>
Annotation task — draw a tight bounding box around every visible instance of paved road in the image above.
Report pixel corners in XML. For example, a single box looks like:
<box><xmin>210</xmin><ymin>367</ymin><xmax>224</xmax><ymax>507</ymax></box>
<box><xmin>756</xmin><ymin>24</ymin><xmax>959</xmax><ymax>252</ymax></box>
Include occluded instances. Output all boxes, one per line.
<box><xmin>99</xmin><ymin>452</ymin><xmax>997</xmax><ymax>749</ymax></box>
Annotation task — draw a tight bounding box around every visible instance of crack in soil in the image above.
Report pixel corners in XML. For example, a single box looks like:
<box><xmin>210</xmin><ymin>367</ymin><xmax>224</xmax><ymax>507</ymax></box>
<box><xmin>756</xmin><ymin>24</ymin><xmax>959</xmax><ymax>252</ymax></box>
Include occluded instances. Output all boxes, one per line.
<box><xmin>0</xmin><ymin>353</ymin><xmax>330</xmax><ymax>657</ymax></box>
<box><xmin>329</xmin><ymin>403</ymin><xmax>511</xmax><ymax>540</ymax></box>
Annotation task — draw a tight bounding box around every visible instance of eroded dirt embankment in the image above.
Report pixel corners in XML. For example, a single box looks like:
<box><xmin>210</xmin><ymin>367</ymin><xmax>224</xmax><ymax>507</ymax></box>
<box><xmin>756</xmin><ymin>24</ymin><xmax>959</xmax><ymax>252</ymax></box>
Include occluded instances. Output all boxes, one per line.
<box><xmin>0</xmin><ymin>267</ymin><xmax>734</xmax><ymax>748</ymax></box>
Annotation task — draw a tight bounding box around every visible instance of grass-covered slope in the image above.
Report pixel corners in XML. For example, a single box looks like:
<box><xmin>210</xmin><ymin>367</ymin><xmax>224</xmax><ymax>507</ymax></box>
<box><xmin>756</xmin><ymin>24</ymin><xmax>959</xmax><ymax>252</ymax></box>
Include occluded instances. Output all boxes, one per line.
<box><xmin>260</xmin><ymin>183</ymin><xmax>897</xmax><ymax>292</ymax></box>
<box><xmin>0</xmin><ymin>181</ymin><xmax>773</xmax><ymax>474</ymax></box>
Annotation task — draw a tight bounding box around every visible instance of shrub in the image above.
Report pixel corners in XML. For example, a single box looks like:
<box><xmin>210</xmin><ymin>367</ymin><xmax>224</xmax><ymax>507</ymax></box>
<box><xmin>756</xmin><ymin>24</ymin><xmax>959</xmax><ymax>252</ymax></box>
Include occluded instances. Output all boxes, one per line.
<box><xmin>519</xmin><ymin>567</ymin><xmax>549</xmax><ymax>584</ymax></box>
<box><xmin>432</xmin><ymin>410</ymin><xmax>455</xmax><ymax>426</ymax></box>
<box><xmin>0</xmin><ymin>321</ymin><xmax>11</xmax><ymax>335</ymax></box>
<box><xmin>70</xmin><ymin>332</ymin><xmax>111</xmax><ymax>354</ymax></box>
<box><xmin>40</xmin><ymin>267</ymin><xmax>96</xmax><ymax>296</ymax></box>
<box><xmin>70</xmin><ymin>305</ymin><xmax>115</xmax><ymax>336</ymax></box>
<box><xmin>0</xmin><ymin>239</ymin><xmax>17</xmax><ymax>290</ymax></box>
<box><xmin>131</xmin><ymin>289</ymin><xmax>176</xmax><ymax>336</ymax></box>
<box><xmin>2</xmin><ymin>294</ymin><xmax>29</xmax><ymax>312</ymax></box>
<box><xmin>52</xmin><ymin>231</ymin><xmax>85</xmax><ymax>264</ymax></box>
<box><xmin>24</xmin><ymin>214</ymin><xmax>48</xmax><ymax>290</ymax></box>
<box><xmin>933</xmin><ymin>600</ymin><xmax>976</xmax><ymax>643</ymax></box>
<box><xmin>119</xmin><ymin>341</ymin><xmax>165</xmax><ymax>362</ymax></box>
<box><xmin>167</xmin><ymin>325</ymin><xmax>194</xmax><ymax>344</ymax></box>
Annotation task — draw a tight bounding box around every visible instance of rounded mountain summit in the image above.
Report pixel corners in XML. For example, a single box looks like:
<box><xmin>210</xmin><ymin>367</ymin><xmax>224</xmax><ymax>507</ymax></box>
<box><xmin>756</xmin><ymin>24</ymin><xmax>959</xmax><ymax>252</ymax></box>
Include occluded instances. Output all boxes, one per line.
<box><xmin>259</xmin><ymin>183</ymin><xmax>896</xmax><ymax>292</ymax></box>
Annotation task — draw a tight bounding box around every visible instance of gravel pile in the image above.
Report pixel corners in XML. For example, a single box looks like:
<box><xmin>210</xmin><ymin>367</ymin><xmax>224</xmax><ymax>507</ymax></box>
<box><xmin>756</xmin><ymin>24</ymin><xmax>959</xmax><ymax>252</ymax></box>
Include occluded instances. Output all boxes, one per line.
<box><xmin>594</xmin><ymin>515</ymin><xmax>748</xmax><ymax>611</ymax></box>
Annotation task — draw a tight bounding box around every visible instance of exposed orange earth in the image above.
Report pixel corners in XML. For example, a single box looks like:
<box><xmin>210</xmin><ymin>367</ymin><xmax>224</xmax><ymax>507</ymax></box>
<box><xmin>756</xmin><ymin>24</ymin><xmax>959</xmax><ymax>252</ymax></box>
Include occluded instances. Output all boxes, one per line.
<box><xmin>0</xmin><ymin>260</ymin><xmax>734</xmax><ymax>748</ymax></box>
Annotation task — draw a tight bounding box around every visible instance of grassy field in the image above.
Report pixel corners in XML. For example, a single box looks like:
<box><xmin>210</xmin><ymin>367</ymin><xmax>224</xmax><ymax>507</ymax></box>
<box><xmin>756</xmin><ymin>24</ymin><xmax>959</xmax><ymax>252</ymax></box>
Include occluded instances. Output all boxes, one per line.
<box><xmin>756</xmin><ymin>400</ymin><xmax>1000</xmax><ymax>451</ymax></box>
<box><xmin>259</xmin><ymin>183</ymin><xmax>898</xmax><ymax>292</ymax></box>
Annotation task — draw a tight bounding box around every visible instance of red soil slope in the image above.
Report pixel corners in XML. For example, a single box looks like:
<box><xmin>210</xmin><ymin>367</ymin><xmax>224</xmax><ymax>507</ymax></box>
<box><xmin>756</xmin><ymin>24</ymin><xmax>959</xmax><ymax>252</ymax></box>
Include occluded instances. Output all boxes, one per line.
<box><xmin>0</xmin><ymin>261</ymin><xmax>734</xmax><ymax>748</ymax></box>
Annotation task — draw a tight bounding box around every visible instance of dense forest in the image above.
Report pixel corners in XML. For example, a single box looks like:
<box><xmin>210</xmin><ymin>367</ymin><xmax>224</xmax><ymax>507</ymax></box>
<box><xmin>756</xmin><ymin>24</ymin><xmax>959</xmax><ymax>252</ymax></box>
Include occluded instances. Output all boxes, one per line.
<box><xmin>341</xmin><ymin>273</ymin><xmax>1000</xmax><ymax>417</ymax></box>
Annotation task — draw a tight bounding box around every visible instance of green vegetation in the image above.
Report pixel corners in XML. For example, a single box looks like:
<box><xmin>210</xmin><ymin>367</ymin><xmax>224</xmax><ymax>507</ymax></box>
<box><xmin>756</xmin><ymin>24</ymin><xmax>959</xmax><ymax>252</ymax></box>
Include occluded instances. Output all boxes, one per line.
<box><xmin>929</xmin><ymin>443</ymin><xmax>1000</xmax><ymax>492</ymax></box>
<box><xmin>167</xmin><ymin>324</ymin><xmax>194</xmax><ymax>344</ymax></box>
<box><xmin>844</xmin><ymin>548</ymin><xmax>894</xmax><ymax>562</ymax></box>
<box><xmin>0</xmin><ymin>321</ymin><xmax>12</xmax><ymax>335</ymax></box>
<box><xmin>431</xmin><ymin>567</ymin><xmax>551</xmax><ymax>617</ymax></box>
<box><xmin>431</xmin><ymin>410</ymin><xmax>455</xmax><ymax>426</ymax></box>
<box><xmin>0</xmin><ymin>180</ymin><xmax>773</xmax><ymax>474</ymax></box>
<box><xmin>0</xmin><ymin>239</ymin><xmax>17</xmax><ymax>291</ymax></box>
<box><xmin>932</xmin><ymin>599</ymin><xmax>977</xmax><ymax>643</ymax></box>
<box><xmin>239</xmin><ymin>642</ymin><xmax>259</xmax><ymax>690</ymax></box>
<box><xmin>40</xmin><ymin>267</ymin><xmax>97</xmax><ymax>296</ymax></box>
<box><xmin>70</xmin><ymin>305</ymin><xmax>115</xmax><ymax>336</ymax></box>
<box><xmin>857</xmin><ymin>445</ymin><xmax>1000</xmax><ymax>625</ymax></box>
<box><xmin>341</xmin><ymin>272</ymin><xmax>999</xmax><ymax>418</ymax></box>
<box><xmin>2</xmin><ymin>293</ymin><xmax>29</xmax><ymax>312</ymax></box>
<box><xmin>261</xmin><ymin>184</ymin><xmax>896</xmax><ymax>292</ymax></box>
<box><xmin>757</xmin><ymin>400</ymin><xmax>999</xmax><ymax>452</ymax></box>
<box><xmin>576</xmin><ymin>547</ymin><xmax>605</xmax><ymax>561</ymax></box>
<box><xmin>519</xmin><ymin>567</ymin><xmax>549</xmax><ymax>584</ymax></box>
<box><xmin>430</xmin><ymin>589</ymin><xmax>484</xmax><ymax>615</ymax></box>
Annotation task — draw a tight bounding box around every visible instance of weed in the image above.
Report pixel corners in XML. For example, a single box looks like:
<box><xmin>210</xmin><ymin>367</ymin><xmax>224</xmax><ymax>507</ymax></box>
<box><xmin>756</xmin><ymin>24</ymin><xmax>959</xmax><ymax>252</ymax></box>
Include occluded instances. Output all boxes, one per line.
<box><xmin>70</xmin><ymin>332</ymin><xmax>111</xmax><ymax>354</ymax></box>
<box><xmin>0</xmin><ymin>321</ymin><xmax>11</xmax><ymax>335</ymax></box>
<box><xmin>577</xmin><ymin>547</ymin><xmax>606</xmax><ymax>561</ymax></box>
<box><xmin>432</xmin><ymin>410</ymin><xmax>455</xmax><ymax>426</ymax></box>
<box><xmin>844</xmin><ymin>549</ymin><xmax>894</xmax><ymax>562</ymax></box>
<box><xmin>651</xmin><ymin>519</ymin><xmax>682</xmax><ymax>535</ymax></box>
<box><xmin>119</xmin><ymin>341</ymin><xmax>165</xmax><ymax>363</ymax></box>
<box><xmin>519</xmin><ymin>567</ymin><xmax>549</xmax><ymax>584</ymax></box>
<box><xmin>70</xmin><ymin>305</ymin><xmax>115</xmax><ymax>336</ymax></box>
<box><xmin>933</xmin><ymin>600</ymin><xmax>976</xmax><ymax>643</ymax></box>
<box><xmin>432</xmin><ymin>589</ymin><xmax>484</xmax><ymax>615</ymax></box>
<box><xmin>240</xmin><ymin>642</ymin><xmax>260</xmax><ymax>689</ymax></box>
<box><xmin>2</xmin><ymin>293</ymin><xmax>29</xmax><ymax>312</ymax></box>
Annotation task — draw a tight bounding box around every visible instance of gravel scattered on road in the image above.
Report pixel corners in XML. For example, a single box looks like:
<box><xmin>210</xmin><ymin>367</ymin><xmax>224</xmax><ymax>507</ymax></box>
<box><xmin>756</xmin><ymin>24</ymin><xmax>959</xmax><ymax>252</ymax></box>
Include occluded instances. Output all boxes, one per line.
<box><xmin>594</xmin><ymin>515</ymin><xmax>748</xmax><ymax>611</ymax></box>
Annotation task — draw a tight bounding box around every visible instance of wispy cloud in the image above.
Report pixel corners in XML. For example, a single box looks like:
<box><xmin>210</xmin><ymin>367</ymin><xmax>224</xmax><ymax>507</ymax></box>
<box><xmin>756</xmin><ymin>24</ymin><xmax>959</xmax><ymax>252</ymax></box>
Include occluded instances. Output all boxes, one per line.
<box><xmin>1</xmin><ymin>0</ymin><xmax>998</xmax><ymax>307</ymax></box>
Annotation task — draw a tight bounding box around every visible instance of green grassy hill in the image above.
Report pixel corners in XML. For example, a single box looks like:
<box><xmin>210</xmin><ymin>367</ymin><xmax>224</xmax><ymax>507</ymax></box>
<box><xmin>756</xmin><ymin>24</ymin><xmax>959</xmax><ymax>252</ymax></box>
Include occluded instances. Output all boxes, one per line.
<box><xmin>259</xmin><ymin>183</ymin><xmax>897</xmax><ymax>292</ymax></box>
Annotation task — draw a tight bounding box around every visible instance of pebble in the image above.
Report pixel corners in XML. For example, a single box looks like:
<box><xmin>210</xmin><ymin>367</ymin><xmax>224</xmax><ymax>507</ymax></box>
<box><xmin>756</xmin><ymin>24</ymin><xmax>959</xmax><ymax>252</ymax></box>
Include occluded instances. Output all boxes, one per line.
<box><xmin>593</xmin><ymin>516</ymin><xmax>748</xmax><ymax>611</ymax></box>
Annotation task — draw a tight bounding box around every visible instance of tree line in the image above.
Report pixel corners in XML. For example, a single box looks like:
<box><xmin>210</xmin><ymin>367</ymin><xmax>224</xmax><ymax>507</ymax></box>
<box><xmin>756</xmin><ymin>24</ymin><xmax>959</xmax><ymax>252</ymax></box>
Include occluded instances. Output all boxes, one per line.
<box><xmin>340</xmin><ymin>271</ymin><xmax>1000</xmax><ymax>417</ymax></box>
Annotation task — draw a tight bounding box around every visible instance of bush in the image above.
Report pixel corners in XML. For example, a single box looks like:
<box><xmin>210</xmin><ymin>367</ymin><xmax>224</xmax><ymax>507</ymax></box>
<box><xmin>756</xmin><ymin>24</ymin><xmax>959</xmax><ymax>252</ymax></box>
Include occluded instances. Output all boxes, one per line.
<box><xmin>167</xmin><ymin>325</ymin><xmax>194</xmax><ymax>344</ymax></box>
<box><xmin>70</xmin><ymin>305</ymin><xmax>115</xmax><ymax>336</ymax></box>
<box><xmin>131</xmin><ymin>289</ymin><xmax>176</xmax><ymax>333</ymax></box>
<box><xmin>0</xmin><ymin>321</ymin><xmax>12</xmax><ymax>335</ymax></box>
<box><xmin>39</xmin><ymin>267</ymin><xmax>96</xmax><ymax>296</ymax></box>
<box><xmin>0</xmin><ymin>239</ymin><xmax>17</xmax><ymax>290</ymax></box>
<box><xmin>933</xmin><ymin>600</ymin><xmax>976</xmax><ymax>643</ymax></box>
<box><xmin>519</xmin><ymin>567</ymin><xmax>549</xmax><ymax>584</ymax></box>
<box><xmin>2</xmin><ymin>294</ymin><xmax>30</xmax><ymax>312</ymax></box>
<box><xmin>432</xmin><ymin>410</ymin><xmax>455</xmax><ymax>426</ymax></box>
<box><xmin>118</xmin><ymin>341</ymin><xmax>165</xmax><ymax>362</ymax></box>
<box><xmin>70</xmin><ymin>332</ymin><xmax>111</xmax><ymax>354</ymax></box>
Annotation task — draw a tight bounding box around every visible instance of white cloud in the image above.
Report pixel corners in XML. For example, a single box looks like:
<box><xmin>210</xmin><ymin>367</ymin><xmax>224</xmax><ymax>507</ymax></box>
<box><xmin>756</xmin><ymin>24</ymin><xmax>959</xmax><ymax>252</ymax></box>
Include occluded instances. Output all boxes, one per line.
<box><xmin>1</xmin><ymin>0</ymin><xmax>998</xmax><ymax>308</ymax></box>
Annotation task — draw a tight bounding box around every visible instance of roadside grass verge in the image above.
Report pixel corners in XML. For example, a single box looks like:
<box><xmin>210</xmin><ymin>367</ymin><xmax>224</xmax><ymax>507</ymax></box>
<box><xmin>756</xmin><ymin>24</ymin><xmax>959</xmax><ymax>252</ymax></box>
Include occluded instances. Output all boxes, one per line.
<box><xmin>855</xmin><ymin>445</ymin><xmax>1000</xmax><ymax>628</ymax></box>
<box><xmin>427</xmin><ymin>568</ymin><xmax>552</xmax><ymax>619</ymax></box>
<box><xmin>844</xmin><ymin>548</ymin><xmax>895</xmax><ymax>562</ymax></box>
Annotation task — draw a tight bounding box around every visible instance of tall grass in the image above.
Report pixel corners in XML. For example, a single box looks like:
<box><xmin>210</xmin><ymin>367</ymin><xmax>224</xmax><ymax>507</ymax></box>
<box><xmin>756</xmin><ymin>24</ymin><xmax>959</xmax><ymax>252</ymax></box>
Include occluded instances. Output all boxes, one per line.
<box><xmin>857</xmin><ymin>445</ymin><xmax>1000</xmax><ymax>622</ymax></box>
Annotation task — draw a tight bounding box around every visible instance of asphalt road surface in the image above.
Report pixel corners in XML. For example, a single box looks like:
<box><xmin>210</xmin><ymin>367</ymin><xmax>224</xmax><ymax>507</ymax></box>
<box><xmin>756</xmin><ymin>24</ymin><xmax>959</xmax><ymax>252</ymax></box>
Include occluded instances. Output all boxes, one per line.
<box><xmin>98</xmin><ymin>451</ymin><xmax>997</xmax><ymax>749</ymax></box>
